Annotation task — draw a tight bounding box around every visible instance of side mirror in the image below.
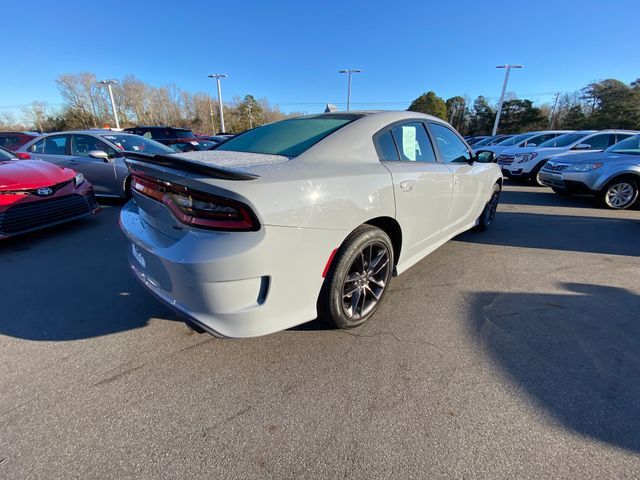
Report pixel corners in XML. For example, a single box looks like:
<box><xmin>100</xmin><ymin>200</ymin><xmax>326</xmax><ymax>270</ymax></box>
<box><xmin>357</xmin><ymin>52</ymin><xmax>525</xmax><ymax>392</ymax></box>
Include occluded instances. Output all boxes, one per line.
<box><xmin>475</xmin><ymin>150</ymin><xmax>495</xmax><ymax>163</ymax></box>
<box><xmin>573</xmin><ymin>143</ymin><xmax>591</xmax><ymax>150</ymax></box>
<box><xmin>88</xmin><ymin>150</ymin><xmax>110</xmax><ymax>161</ymax></box>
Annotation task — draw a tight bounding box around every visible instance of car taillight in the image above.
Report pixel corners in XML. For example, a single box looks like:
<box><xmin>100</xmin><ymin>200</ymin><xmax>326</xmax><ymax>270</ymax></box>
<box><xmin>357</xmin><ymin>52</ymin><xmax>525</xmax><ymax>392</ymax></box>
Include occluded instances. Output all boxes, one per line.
<box><xmin>15</xmin><ymin>152</ymin><xmax>30</xmax><ymax>160</ymax></box>
<box><xmin>131</xmin><ymin>172</ymin><xmax>260</xmax><ymax>231</ymax></box>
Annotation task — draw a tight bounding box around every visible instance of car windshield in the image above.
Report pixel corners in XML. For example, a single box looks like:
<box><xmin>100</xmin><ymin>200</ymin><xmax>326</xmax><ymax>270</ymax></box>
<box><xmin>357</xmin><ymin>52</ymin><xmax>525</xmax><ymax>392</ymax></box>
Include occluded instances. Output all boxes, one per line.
<box><xmin>100</xmin><ymin>134</ymin><xmax>174</xmax><ymax>154</ymax></box>
<box><xmin>496</xmin><ymin>133</ymin><xmax>534</xmax><ymax>146</ymax></box>
<box><xmin>607</xmin><ymin>135</ymin><xmax>640</xmax><ymax>155</ymax></box>
<box><xmin>214</xmin><ymin>114</ymin><xmax>363</xmax><ymax>157</ymax></box>
<box><xmin>0</xmin><ymin>147</ymin><xmax>16</xmax><ymax>160</ymax></box>
<box><xmin>488</xmin><ymin>135</ymin><xmax>513</xmax><ymax>145</ymax></box>
<box><xmin>538</xmin><ymin>132</ymin><xmax>589</xmax><ymax>148</ymax></box>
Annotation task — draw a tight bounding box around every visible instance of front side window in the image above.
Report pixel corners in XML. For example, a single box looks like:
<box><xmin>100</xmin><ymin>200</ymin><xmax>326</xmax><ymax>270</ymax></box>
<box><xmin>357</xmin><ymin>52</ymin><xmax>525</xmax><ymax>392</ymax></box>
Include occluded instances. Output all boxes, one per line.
<box><xmin>581</xmin><ymin>134</ymin><xmax>612</xmax><ymax>150</ymax></box>
<box><xmin>215</xmin><ymin>114</ymin><xmax>362</xmax><ymax>157</ymax></box>
<box><xmin>525</xmin><ymin>133</ymin><xmax>557</xmax><ymax>146</ymax></box>
<box><xmin>429</xmin><ymin>123</ymin><xmax>472</xmax><ymax>163</ymax></box>
<box><xmin>539</xmin><ymin>132</ymin><xmax>589</xmax><ymax>148</ymax></box>
<box><xmin>496</xmin><ymin>133</ymin><xmax>533</xmax><ymax>147</ymax></box>
<box><xmin>389</xmin><ymin>122</ymin><xmax>436</xmax><ymax>162</ymax></box>
<box><xmin>72</xmin><ymin>135</ymin><xmax>117</xmax><ymax>158</ymax></box>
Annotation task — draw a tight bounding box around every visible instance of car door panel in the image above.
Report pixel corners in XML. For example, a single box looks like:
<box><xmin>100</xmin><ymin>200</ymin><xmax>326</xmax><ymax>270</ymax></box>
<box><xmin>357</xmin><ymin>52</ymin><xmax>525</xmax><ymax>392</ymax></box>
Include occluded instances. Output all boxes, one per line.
<box><xmin>375</xmin><ymin>122</ymin><xmax>454</xmax><ymax>266</ymax></box>
<box><xmin>428</xmin><ymin>123</ymin><xmax>487</xmax><ymax>235</ymax></box>
<box><xmin>66</xmin><ymin>135</ymin><xmax>119</xmax><ymax>195</ymax></box>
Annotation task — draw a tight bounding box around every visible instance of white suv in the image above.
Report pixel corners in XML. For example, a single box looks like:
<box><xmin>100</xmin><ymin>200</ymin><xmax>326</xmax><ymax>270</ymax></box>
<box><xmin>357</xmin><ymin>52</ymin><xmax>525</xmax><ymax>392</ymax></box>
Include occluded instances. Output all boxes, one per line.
<box><xmin>499</xmin><ymin>130</ymin><xmax>638</xmax><ymax>185</ymax></box>
<box><xmin>477</xmin><ymin>130</ymin><xmax>572</xmax><ymax>157</ymax></box>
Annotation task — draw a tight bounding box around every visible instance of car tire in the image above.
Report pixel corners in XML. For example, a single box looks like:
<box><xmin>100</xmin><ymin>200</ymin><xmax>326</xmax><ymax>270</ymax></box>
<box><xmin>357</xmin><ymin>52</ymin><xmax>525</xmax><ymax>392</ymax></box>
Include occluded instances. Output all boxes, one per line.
<box><xmin>599</xmin><ymin>177</ymin><xmax>639</xmax><ymax>210</ymax></box>
<box><xmin>551</xmin><ymin>187</ymin><xmax>572</xmax><ymax>196</ymax></box>
<box><xmin>475</xmin><ymin>182</ymin><xmax>501</xmax><ymax>231</ymax></box>
<box><xmin>530</xmin><ymin>164</ymin><xmax>546</xmax><ymax>187</ymax></box>
<box><xmin>318</xmin><ymin>225</ymin><xmax>394</xmax><ymax>329</ymax></box>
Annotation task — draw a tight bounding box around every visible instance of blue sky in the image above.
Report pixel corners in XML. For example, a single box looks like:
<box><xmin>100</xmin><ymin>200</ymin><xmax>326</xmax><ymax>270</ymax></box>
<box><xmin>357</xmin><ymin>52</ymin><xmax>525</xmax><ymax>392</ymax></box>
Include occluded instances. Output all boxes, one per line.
<box><xmin>2</xmin><ymin>0</ymin><xmax>639</xmax><ymax>117</ymax></box>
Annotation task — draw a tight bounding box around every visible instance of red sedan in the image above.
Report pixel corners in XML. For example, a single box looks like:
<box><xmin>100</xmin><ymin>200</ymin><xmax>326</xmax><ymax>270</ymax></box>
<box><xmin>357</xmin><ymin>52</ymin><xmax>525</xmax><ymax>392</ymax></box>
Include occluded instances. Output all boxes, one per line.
<box><xmin>0</xmin><ymin>147</ymin><xmax>100</xmax><ymax>239</ymax></box>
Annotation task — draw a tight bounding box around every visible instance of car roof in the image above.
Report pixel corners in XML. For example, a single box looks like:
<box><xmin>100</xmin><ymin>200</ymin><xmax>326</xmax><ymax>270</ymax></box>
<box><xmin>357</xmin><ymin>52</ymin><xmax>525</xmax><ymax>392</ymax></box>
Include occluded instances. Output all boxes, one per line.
<box><xmin>125</xmin><ymin>126</ymin><xmax>192</xmax><ymax>131</ymax></box>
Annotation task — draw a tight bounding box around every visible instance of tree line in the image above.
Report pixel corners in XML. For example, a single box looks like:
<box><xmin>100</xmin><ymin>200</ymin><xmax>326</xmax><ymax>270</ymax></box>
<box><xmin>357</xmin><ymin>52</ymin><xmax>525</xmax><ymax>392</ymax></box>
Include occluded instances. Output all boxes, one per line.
<box><xmin>1</xmin><ymin>73</ymin><xmax>638</xmax><ymax>135</ymax></box>
<box><xmin>408</xmin><ymin>77</ymin><xmax>640</xmax><ymax>135</ymax></box>
<box><xmin>1</xmin><ymin>72</ymin><xmax>302</xmax><ymax>134</ymax></box>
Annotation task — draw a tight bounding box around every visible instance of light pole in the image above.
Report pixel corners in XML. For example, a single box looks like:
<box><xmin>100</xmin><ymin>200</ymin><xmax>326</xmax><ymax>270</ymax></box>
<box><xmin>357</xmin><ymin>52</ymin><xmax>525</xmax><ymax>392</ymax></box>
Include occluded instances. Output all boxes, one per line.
<box><xmin>491</xmin><ymin>64</ymin><xmax>523</xmax><ymax>136</ymax></box>
<box><xmin>208</xmin><ymin>74</ymin><xmax>227</xmax><ymax>133</ymax></box>
<box><xmin>99</xmin><ymin>79</ymin><xmax>120</xmax><ymax>129</ymax></box>
<box><xmin>338</xmin><ymin>69</ymin><xmax>362</xmax><ymax>111</ymax></box>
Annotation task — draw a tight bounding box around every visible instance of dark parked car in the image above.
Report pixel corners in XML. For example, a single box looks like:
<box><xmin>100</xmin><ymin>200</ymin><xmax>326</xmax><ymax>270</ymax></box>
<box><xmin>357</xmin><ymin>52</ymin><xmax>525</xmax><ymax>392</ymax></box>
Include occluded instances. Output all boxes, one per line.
<box><xmin>164</xmin><ymin>137</ymin><xmax>219</xmax><ymax>152</ymax></box>
<box><xmin>0</xmin><ymin>131</ymin><xmax>40</xmax><ymax>151</ymax></box>
<box><xmin>123</xmin><ymin>126</ymin><xmax>196</xmax><ymax>145</ymax></box>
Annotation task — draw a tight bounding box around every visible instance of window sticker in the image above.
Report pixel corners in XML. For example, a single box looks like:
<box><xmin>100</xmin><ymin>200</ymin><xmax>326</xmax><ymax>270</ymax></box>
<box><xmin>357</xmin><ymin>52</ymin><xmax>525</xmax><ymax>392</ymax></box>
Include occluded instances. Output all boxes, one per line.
<box><xmin>402</xmin><ymin>126</ymin><xmax>416</xmax><ymax>161</ymax></box>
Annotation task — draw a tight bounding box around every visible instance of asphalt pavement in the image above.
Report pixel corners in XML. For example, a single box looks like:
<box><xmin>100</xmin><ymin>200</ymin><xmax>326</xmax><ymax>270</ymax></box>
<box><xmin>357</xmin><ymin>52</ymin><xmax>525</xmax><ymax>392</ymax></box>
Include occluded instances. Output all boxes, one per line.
<box><xmin>1</xmin><ymin>183</ymin><xmax>639</xmax><ymax>479</ymax></box>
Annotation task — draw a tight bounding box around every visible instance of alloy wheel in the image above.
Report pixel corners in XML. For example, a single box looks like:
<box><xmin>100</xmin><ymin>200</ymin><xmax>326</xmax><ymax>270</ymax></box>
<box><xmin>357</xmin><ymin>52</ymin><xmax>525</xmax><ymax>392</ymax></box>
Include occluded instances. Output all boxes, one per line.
<box><xmin>484</xmin><ymin>188</ymin><xmax>500</xmax><ymax>225</ymax></box>
<box><xmin>341</xmin><ymin>241</ymin><xmax>391</xmax><ymax>320</ymax></box>
<box><xmin>605</xmin><ymin>182</ymin><xmax>637</xmax><ymax>209</ymax></box>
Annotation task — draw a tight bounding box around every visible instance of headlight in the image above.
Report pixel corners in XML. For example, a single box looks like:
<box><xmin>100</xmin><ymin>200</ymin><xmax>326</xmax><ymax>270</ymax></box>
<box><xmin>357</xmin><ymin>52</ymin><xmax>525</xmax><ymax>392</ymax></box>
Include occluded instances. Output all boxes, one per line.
<box><xmin>515</xmin><ymin>152</ymin><xmax>538</xmax><ymax>163</ymax></box>
<box><xmin>565</xmin><ymin>163</ymin><xmax>603</xmax><ymax>172</ymax></box>
<box><xmin>74</xmin><ymin>173</ymin><xmax>85</xmax><ymax>186</ymax></box>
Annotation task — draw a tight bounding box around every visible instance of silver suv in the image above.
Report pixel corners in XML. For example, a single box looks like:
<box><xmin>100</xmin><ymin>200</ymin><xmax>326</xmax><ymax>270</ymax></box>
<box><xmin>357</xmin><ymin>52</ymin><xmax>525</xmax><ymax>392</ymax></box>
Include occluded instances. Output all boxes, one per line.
<box><xmin>539</xmin><ymin>134</ymin><xmax>640</xmax><ymax>209</ymax></box>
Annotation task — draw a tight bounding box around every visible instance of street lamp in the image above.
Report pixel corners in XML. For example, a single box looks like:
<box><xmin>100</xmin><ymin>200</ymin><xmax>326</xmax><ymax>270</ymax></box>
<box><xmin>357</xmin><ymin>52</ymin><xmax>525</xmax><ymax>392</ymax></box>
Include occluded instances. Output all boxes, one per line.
<box><xmin>492</xmin><ymin>64</ymin><xmax>523</xmax><ymax>136</ymax></box>
<box><xmin>208</xmin><ymin>74</ymin><xmax>228</xmax><ymax>133</ymax></box>
<box><xmin>98</xmin><ymin>79</ymin><xmax>120</xmax><ymax>129</ymax></box>
<box><xmin>338</xmin><ymin>69</ymin><xmax>362</xmax><ymax>111</ymax></box>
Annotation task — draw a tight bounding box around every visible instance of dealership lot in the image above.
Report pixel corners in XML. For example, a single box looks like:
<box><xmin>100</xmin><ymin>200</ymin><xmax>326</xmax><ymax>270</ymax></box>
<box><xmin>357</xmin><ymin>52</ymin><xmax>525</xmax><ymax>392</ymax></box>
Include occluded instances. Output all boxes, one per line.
<box><xmin>1</xmin><ymin>183</ymin><xmax>639</xmax><ymax>479</ymax></box>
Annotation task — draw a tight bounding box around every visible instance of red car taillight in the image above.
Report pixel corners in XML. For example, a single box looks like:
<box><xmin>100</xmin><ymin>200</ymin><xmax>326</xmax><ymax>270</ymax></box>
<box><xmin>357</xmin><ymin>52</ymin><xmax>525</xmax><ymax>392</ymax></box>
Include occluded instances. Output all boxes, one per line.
<box><xmin>131</xmin><ymin>172</ymin><xmax>260</xmax><ymax>231</ymax></box>
<box><xmin>15</xmin><ymin>152</ymin><xmax>30</xmax><ymax>160</ymax></box>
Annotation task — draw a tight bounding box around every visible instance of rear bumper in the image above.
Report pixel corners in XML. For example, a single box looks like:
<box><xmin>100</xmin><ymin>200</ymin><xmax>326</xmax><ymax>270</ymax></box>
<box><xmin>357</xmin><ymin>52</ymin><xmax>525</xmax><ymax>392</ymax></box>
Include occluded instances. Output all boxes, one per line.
<box><xmin>119</xmin><ymin>200</ymin><xmax>348</xmax><ymax>338</ymax></box>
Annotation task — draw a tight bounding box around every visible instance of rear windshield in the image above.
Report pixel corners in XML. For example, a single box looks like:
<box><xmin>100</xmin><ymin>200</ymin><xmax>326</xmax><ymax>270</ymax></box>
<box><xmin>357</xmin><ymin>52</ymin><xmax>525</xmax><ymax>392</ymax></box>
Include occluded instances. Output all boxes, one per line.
<box><xmin>607</xmin><ymin>134</ymin><xmax>640</xmax><ymax>155</ymax></box>
<box><xmin>538</xmin><ymin>132</ymin><xmax>589</xmax><ymax>148</ymax></box>
<box><xmin>100</xmin><ymin>134</ymin><xmax>174</xmax><ymax>154</ymax></box>
<box><xmin>215</xmin><ymin>114</ymin><xmax>362</xmax><ymax>157</ymax></box>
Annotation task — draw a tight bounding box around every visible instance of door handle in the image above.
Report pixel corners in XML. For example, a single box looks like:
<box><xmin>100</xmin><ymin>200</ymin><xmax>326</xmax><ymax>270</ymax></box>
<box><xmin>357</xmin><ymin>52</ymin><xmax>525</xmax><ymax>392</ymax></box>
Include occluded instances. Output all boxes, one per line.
<box><xmin>400</xmin><ymin>180</ymin><xmax>414</xmax><ymax>192</ymax></box>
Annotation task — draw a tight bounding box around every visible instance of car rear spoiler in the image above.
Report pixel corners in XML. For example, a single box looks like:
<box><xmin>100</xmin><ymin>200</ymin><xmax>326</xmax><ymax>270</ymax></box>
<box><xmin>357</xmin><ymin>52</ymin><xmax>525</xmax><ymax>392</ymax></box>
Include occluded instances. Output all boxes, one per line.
<box><xmin>123</xmin><ymin>151</ymin><xmax>259</xmax><ymax>181</ymax></box>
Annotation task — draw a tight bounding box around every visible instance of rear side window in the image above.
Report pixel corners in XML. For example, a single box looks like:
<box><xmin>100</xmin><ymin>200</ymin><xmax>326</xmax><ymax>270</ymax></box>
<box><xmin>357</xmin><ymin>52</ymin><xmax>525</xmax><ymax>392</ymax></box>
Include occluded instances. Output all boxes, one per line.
<box><xmin>429</xmin><ymin>123</ymin><xmax>472</xmax><ymax>163</ymax></box>
<box><xmin>215</xmin><ymin>114</ymin><xmax>361</xmax><ymax>157</ymax></box>
<box><xmin>31</xmin><ymin>135</ymin><xmax>68</xmax><ymax>155</ymax></box>
<box><xmin>376</xmin><ymin>131</ymin><xmax>399</xmax><ymax>161</ymax></box>
<box><xmin>389</xmin><ymin>122</ymin><xmax>436</xmax><ymax>162</ymax></box>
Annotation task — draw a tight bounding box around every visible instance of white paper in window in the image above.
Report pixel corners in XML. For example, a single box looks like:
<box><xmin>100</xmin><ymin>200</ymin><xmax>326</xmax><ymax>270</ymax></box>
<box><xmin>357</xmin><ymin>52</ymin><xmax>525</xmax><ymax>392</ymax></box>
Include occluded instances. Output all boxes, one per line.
<box><xmin>402</xmin><ymin>126</ymin><xmax>416</xmax><ymax>161</ymax></box>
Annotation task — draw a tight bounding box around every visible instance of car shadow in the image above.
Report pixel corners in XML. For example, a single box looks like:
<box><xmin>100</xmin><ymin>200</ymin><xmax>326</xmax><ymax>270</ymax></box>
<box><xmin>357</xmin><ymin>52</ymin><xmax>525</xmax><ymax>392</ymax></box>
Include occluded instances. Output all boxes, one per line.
<box><xmin>500</xmin><ymin>184</ymin><xmax>599</xmax><ymax>209</ymax></box>
<box><xmin>468</xmin><ymin>282</ymin><xmax>640</xmax><ymax>453</ymax></box>
<box><xmin>0</xmin><ymin>205</ymin><xmax>179</xmax><ymax>341</ymax></box>
<box><xmin>457</xmin><ymin>211</ymin><xmax>640</xmax><ymax>257</ymax></box>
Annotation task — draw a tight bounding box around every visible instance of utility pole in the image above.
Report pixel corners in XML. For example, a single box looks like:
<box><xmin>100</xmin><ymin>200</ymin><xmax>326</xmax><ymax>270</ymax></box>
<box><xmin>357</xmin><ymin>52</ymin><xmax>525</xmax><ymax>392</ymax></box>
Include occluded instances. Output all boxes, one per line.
<box><xmin>549</xmin><ymin>91</ymin><xmax>561</xmax><ymax>129</ymax></box>
<box><xmin>492</xmin><ymin>65</ymin><xmax>523</xmax><ymax>136</ymax></box>
<box><xmin>338</xmin><ymin>69</ymin><xmax>363</xmax><ymax>111</ymax></box>
<box><xmin>208</xmin><ymin>96</ymin><xmax>216</xmax><ymax>134</ymax></box>
<box><xmin>208</xmin><ymin>74</ymin><xmax>227</xmax><ymax>133</ymax></box>
<box><xmin>98</xmin><ymin>79</ymin><xmax>120</xmax><ymax>129</ymax></box>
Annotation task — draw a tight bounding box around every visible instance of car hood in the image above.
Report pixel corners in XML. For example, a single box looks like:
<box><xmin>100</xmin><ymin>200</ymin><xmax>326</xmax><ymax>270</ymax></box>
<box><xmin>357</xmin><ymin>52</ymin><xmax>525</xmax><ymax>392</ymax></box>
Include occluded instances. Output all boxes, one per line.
<box><xmin>0</xmin><ymin>159</ymin><xmax>75</xmax><ymax>190</ymax></box>
<box><xmin>548</xmin><ymin>151</ymin><xmax>639</xmax><ymax>164</ymax></box>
